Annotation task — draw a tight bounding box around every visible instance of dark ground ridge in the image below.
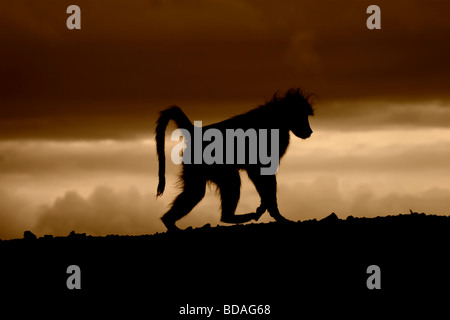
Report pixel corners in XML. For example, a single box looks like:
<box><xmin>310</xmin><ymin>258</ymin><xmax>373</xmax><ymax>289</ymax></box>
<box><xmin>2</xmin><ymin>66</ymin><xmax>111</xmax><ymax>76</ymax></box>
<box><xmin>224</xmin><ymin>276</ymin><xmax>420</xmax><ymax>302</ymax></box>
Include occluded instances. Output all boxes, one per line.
<box><xmin>2</xmin><ymin>209</ymin><xmax>446</xmax><ymax>242</ymax></box>
<box><xmin>1</xmin><ymin>210</ymin><xmax>449</xmax><ymax>317</ymax></box>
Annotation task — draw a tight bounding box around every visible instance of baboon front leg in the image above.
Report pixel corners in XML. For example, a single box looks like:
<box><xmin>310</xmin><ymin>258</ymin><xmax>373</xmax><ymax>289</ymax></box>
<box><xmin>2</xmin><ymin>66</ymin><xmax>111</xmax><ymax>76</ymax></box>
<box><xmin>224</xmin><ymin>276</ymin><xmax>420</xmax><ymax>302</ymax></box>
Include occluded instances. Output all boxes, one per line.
<box><xmin>216</xmin><ymin>171</ymin><xmax>261</xmax><ymax>224</ymax></box>
<box><xmin>247</xmin><ymin>169</ymin><xmax>291</xmax><ymax>223</ymax></box>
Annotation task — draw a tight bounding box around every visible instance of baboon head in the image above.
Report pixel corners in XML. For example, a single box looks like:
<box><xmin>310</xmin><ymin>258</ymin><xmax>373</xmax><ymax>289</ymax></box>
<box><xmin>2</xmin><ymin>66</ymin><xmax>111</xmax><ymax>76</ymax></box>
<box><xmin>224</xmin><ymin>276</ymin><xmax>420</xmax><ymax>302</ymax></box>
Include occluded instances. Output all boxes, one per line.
<box><xmin>276</xmin><ymin>88</ymin><xmax>315</xmax><ymax>139</ymax></box>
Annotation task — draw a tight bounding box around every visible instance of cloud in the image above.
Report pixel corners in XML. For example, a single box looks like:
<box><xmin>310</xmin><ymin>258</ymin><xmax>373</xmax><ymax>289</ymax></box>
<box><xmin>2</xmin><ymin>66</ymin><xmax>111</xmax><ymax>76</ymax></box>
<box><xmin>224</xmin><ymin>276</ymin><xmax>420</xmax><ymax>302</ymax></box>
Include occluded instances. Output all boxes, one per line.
<box><xmin>0</xmin><ymin>140</ymin><xmax>158</xmax><ymax>175</ymax></box>
<box><xmin>34</xmin><ymin>186</ymin><xmax>164</xmax><ymax>237</ymax></box>
<box><xmin>0</xmin><ymin>188</ymin><xmax>34</xmax><ymax>239</ymax></box>
<box><xmin>276</xmin><ymin>127</ymin><xmax>450</xmax><ymax>197</ymax></box>
<box><xmin>0</xmin><ymin>123</ymin><xmax>449</xmax><ymax>239</ymax></box>
<box><xmin>315</xmin><ymin>100</ymin><xmax>450</xmax><ymax>131</ymax></box>
<box><xmin>284</xmin><ymin>139</ymin><xmax>450</xmax><ymax>175</ymax></box>
<box><xmin>33</xmin><ymin>184</ymin><xmax>227</xmax><ymax>238</ymax></box>
<box><xmin>276</xmin><ymin>176</ymin><xmax>450</xmax><ymax>221</ymax></box>
<box><xmin>349</xmin><ymin>186</ymin><xmax>450</xmax><ymax>218</ymax></box>
<box><xmin>2</xmin><ymin>175</ymin><xmax>450</xmax><ymax>240</ymax></box>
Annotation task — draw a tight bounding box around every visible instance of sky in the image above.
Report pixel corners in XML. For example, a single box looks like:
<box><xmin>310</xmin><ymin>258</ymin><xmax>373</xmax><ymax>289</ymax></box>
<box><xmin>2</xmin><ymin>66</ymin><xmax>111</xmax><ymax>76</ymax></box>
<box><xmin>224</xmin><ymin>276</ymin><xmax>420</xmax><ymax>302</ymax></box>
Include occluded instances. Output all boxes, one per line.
<box><xmin>1</xmin><ymin>0</ymin><xmax>450</xmax><ymax>239</ymax></box>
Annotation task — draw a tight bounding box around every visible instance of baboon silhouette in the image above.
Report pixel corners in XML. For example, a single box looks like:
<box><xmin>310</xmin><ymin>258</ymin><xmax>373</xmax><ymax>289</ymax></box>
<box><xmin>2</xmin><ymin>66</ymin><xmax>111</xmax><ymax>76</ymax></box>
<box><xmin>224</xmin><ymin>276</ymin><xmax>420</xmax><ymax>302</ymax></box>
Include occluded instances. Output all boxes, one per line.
<box><xmin>156</xmin><ymin>88</ymin><xmax>315</xmax><ymax>231</ymax></box>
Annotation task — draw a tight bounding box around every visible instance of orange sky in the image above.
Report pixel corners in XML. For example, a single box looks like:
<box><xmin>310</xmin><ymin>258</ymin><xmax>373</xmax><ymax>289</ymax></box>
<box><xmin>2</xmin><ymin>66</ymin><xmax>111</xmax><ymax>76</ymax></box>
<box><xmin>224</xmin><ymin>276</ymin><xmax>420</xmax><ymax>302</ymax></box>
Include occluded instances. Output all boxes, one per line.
<box><xmin>1</xmin><ymin>0</ymin><xmax>450</xmax><ymax>239</ymax></box>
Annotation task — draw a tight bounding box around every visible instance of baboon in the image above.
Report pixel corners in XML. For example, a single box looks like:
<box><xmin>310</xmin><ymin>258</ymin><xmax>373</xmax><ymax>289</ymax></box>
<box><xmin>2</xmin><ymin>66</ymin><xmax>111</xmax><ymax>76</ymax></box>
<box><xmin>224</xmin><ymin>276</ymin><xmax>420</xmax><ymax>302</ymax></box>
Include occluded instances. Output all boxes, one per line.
<box><xmin>156</xmin><ymin>88</ymin><xmax>315</xmax><ymax>231</ymax></box>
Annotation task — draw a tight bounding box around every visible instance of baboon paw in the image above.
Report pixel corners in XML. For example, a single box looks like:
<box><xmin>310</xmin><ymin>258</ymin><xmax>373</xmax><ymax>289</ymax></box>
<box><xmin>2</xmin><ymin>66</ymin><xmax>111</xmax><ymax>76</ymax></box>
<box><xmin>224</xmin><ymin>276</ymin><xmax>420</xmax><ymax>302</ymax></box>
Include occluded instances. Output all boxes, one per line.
<box><xmin>161</xmin><ymin>217</ymin><xmax>181</xmax><ymax>232</ymax></box>
<box><xmin>256</xmin><ymin>205</ymin><xmax>266</xmax><ymax>215</ymax></box>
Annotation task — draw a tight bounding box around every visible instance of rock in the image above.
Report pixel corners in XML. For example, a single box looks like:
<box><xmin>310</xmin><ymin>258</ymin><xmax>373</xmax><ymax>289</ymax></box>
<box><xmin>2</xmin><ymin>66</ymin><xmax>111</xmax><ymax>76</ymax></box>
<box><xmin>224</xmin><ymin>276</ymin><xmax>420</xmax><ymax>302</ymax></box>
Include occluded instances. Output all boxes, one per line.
<box><xmin>320</xmin><ymin>212</ymin><xmax>339</xmax><ymax>223</ymax></box>
<box><xmin>68</xmin><ymin>231</ymin><xmax>87</xmax><ymax>239</ymax></box>
<box><xmin>24</xmin><ymin>230</ymin><xmax>37</xmax><ymax>240</ymax></box>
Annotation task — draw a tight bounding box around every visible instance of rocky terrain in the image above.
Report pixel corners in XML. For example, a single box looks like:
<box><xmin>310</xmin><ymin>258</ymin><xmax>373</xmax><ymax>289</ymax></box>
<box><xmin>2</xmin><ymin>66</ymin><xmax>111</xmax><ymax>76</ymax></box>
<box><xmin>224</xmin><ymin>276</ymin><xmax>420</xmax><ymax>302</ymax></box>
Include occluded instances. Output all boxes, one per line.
<box><xmin>1</xmin><ymin>211</ymin><xmax>449</xmax><ymax>317</ymax></box>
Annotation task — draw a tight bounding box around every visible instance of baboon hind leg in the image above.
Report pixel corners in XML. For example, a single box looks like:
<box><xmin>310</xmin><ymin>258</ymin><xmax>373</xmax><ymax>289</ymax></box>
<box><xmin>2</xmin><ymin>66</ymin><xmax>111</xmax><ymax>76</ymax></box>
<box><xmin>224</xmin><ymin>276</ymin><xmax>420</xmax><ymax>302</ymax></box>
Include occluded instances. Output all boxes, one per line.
<box><xmin>217</xmin><ymin>170</ymin><xmax>261</xmax><ymax>224</ymax></box>
<box><xmin>161</xmin><ymin>177</ymin><xmax>206</xmax><ymax>231</ymax></box>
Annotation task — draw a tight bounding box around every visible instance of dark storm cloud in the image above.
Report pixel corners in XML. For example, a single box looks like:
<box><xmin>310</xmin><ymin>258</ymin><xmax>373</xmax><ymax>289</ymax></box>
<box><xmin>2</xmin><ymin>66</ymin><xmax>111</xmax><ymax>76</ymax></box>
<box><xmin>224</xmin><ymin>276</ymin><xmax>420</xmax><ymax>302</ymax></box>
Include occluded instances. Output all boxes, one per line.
<box><xmin>1</xmin><ymin>0</ymin><xmax>450</xmax><ymax>139</ymax></box>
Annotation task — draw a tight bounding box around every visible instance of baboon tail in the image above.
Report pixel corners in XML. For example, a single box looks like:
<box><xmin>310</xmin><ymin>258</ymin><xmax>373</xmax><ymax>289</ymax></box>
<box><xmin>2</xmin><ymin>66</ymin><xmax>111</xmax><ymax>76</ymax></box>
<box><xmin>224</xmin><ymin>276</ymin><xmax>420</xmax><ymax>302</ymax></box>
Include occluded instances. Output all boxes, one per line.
<box><xmin>155</xmin><ymin>106</ymin><xmax>192</xmax><ymax>197</ymax></box>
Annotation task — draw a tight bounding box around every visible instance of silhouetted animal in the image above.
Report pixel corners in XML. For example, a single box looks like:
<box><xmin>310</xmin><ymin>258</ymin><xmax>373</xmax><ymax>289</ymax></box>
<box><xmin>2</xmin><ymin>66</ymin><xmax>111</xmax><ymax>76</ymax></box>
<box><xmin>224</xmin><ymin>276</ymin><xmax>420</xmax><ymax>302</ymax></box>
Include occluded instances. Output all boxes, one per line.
<box><xmin>156</xmin><ymin>88</ymin><xmax>315</xmax><ymax>231</ymax></box>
